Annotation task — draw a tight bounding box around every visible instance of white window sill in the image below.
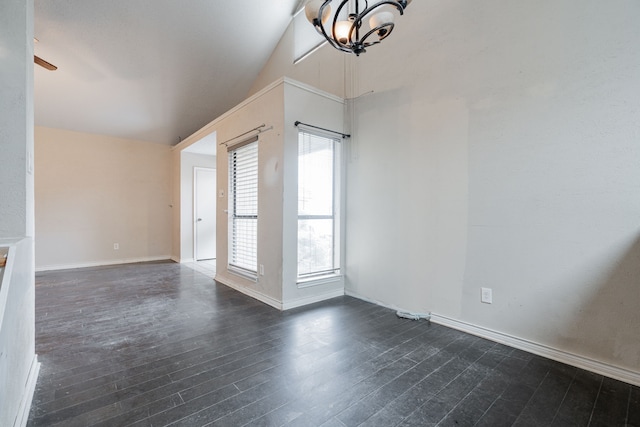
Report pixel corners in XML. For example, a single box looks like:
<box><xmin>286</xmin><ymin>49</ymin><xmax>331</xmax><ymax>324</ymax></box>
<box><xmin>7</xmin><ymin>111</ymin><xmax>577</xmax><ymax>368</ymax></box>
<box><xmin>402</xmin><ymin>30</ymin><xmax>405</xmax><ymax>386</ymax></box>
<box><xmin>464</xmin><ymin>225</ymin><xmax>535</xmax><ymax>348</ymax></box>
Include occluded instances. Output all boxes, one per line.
<box><xmin>297</xmin><ymin>273</ymin><xmax>342</xmax><ymax>289</ymax></box>
<box><xmin>228</xmin><ymin>266</ymin><xmax>257</xmax><ymax>282</ymax></box>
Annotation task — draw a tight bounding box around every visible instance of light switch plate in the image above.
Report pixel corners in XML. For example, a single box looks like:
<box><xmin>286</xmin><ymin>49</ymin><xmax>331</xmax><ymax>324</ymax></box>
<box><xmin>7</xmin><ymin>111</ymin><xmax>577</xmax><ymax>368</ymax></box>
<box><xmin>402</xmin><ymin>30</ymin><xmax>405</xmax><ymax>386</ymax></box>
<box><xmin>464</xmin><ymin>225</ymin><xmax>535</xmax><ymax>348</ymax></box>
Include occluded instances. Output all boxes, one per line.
<box><xmin>481</xmin><ymin>287</ymin><xmax>492</xmax><ymax>304</ymax></box>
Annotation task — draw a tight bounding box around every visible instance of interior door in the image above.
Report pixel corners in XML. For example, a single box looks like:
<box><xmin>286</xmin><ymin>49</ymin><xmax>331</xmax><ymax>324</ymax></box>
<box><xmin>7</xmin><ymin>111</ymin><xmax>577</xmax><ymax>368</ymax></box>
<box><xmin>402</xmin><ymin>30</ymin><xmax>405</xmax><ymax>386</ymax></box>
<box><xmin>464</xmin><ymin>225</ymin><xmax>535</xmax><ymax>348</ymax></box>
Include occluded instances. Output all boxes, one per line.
<box><xmin>194</xmin><ymin>167</ymin><xmax>216</xmax><ymax>261</ymax></box>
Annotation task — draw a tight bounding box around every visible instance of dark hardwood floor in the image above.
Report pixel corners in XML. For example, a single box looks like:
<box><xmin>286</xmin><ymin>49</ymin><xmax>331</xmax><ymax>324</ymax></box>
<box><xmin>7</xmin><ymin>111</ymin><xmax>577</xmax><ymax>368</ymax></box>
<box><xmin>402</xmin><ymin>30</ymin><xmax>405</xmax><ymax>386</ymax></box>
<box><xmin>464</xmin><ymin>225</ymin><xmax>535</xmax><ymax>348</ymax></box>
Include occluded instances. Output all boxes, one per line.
<box><xmin>27</xmin><ymin>261</ymin><xmax>639</xmax><ymax>426</ymax></box>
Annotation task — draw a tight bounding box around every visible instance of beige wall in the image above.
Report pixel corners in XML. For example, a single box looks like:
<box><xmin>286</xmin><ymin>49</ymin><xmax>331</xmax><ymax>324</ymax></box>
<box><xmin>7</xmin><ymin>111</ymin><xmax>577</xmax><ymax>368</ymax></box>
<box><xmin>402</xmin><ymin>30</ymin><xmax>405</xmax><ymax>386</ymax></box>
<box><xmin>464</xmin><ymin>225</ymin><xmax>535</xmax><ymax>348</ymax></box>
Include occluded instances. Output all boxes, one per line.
<box><xmin>35</xmin><ymin>127</ymin><xmax>172</xmax><ymax>269</ymax></box>
<box><xmin>251</xmin><ymin>1</ymin><xmax>640</xmax><ymax>380</ymax></box>
<box><xmin>171</xmin><ymin>148</ymin><xmax>181</xmax><ymax>261</ymax></box>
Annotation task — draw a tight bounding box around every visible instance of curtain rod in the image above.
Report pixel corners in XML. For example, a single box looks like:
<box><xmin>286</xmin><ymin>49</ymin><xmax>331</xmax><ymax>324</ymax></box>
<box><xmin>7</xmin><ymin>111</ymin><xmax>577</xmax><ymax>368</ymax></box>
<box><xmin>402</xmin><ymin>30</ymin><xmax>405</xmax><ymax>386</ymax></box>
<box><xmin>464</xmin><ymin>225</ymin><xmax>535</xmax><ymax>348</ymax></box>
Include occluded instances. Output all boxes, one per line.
<box><xmin>219</xmin><ymin>123</ymin><xmax>270</xmax><ymax>146</ymax></box>
<box><xmin>294</xmin><ymin>121</ymin><xmax>350</xmax><ymax>139</ymax></box>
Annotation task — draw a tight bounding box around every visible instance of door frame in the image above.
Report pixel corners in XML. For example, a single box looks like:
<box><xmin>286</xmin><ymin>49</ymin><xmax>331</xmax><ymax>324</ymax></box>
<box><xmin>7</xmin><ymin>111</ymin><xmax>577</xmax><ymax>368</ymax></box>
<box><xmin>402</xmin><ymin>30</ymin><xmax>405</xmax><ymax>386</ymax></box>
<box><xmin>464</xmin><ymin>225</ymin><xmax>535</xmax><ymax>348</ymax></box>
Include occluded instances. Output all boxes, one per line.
<box><xmin>193</xmin><ymin>166</ymin><xmax>216</xmax><ymax>261</ymax></box>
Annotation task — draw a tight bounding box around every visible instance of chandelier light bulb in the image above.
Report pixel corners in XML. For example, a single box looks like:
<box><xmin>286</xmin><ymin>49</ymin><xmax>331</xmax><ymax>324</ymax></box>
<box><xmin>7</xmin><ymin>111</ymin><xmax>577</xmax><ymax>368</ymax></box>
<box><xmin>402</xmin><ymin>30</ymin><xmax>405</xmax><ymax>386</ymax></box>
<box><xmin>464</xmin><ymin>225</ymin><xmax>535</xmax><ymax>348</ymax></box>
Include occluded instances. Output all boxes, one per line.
<box><xmin>369</xmin><ymin>11</ymin><xmax>394</xmax><ymax>38</ymax></box>
<box><xmin>334</xmin><ymin>20</ymin><xmax>353</xmax><ymax>45</ymax></box>
<box><xmin>305</xmin><ymin>0</ymin><xmax>331</xmax><ymax>25</ymax></box>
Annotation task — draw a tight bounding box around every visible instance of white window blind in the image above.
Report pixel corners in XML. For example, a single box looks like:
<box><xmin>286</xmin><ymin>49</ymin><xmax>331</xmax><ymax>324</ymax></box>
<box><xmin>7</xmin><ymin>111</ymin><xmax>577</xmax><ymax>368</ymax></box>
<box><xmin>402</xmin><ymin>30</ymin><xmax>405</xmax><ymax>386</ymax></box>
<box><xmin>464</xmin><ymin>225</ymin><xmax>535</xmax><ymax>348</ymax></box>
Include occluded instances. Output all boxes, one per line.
<box><xmin>297</xmin><ymin>130</ymin><xmax>340</xmax><ymax>279</ymax></box>
<box><xmin>228</xmin><ymin>138</ymin><xmax>258</xmax><ymax>277</ymax></box>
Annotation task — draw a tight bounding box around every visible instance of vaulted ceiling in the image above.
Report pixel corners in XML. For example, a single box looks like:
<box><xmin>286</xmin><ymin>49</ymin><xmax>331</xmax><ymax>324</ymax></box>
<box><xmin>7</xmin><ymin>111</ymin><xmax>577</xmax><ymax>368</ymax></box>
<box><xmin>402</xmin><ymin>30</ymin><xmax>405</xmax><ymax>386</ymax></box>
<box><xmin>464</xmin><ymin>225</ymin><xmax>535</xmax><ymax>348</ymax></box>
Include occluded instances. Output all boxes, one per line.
<box><xmin>34</xmin><ymin>0</ymin><xmax>303</xmax><ymax>145</ymax></box>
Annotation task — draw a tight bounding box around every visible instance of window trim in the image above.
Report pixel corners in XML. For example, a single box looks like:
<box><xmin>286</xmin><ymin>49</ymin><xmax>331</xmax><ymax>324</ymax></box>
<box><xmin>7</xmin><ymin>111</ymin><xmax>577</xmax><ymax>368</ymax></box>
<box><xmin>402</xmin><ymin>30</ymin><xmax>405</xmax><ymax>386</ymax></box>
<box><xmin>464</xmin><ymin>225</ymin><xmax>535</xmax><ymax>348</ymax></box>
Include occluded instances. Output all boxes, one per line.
<box><xmin>228</xmin><ymin>137</ymin><xmax>259</xmax><ymax>280</ymax></box>
<box><xmin>296</xmin><ymin>129</ymin><xmax>341</xmax><ymax>285</ymax></box>
<box><xmin>293</xmin><ymin>7</ymin><xmax>328</xmax><ymax>64</ymax></box>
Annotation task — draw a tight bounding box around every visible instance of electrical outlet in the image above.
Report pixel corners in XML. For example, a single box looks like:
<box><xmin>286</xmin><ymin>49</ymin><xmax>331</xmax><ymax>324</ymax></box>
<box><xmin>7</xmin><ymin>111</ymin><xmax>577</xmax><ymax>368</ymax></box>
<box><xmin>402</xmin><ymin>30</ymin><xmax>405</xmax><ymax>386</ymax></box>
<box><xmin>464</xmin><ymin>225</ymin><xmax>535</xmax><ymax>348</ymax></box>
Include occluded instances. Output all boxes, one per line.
<box><xmin>481</xmin><ymin>287</ymin><xmax>492</xmax><ymax>304</ymax></box>
<box><xmin>259</xmin><ymin>264</ymin><xmax>264</xmax><ymax>276</ymax></box>
<box><xmin>113</xmin><ymin>243</ymin><xmax>119</xmax><ymax>250</ymax></box>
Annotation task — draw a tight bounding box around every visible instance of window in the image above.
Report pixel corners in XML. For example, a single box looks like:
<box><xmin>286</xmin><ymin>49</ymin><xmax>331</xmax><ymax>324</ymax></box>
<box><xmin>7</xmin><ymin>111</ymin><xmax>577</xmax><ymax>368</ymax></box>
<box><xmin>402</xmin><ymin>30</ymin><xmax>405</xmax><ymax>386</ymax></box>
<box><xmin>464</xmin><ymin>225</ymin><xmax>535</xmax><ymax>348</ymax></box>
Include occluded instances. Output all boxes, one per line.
<box><xmin>297</xmin><ymin>130</ymin><xmax>340</xmax><ymax>281</ymax></box>
<box><xmin>228</xmin><ymin>137</ymin><xmax>258</xmax><ymax>278</ymax></box>
<box><xmin>293</xmin><ymin>7</ymin><xmax>327</xmax><ymax>64</ymax></box>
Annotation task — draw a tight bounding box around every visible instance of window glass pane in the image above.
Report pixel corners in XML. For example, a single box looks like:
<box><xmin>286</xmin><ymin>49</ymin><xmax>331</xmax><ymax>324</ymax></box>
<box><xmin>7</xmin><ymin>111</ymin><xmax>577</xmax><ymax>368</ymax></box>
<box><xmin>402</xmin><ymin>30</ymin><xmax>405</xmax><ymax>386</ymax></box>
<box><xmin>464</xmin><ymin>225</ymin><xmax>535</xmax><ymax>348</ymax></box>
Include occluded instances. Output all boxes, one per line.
<box><xmin>293</xmin><ymin>7</ymin><xmax>326</xmax><ymax>63</ymax></box>
<box><xmin>229</xmin><ymin>140</ymin><xmax>258</xmax><ymax>275</ymax></box>
<box><xmin>298</xmin><ymin>218</ymin><xmax>334</xmax><ymax>277</ymax></box>
<box><xmin>230</xmin><ymin>217</ymin><xmax>257</xmax><ymax>272</ymax></box>
<box><xmin>297</xmin><ymin>130</ymin><xmax>338</xmax><ymax>279</ymax></box>
<box><xmin>298</xmin><ymin>133</ymin><xmax>333</xmax><ymax>216</ymax></box>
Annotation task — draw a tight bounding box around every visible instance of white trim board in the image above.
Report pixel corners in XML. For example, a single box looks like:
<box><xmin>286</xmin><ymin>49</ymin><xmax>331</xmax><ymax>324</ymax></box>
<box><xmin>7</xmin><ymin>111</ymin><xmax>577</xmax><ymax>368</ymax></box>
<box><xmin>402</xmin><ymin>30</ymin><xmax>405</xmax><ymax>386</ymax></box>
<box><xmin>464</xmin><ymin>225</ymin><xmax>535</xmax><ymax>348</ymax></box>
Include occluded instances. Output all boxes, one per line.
<box><xmin>213</xmin><ymin>274</ymin><xmax>282</xmax><ymax>310</ymax></box>
<box><xmin>0</xmin><ymin>243</ymin><xmax>17</xmax><ymax>332</ymax></box>
<box><xmin>215</xmin><ymin>275</ymin><xmax>283</xmax><ymax>310</ymax></box>
<box><xmin>344</xmin><ymin>289</ymin><xmax>430</xmax><ymax>317</ymax></box>
<box><xmin>282</xmin><ymin>289</ymin><xmax>345</xmax><ymax>311</ymax></box>
<box><xmin>429</xmin><ymin>313</ymin><xmax>640</xmax><ymax>388</ymax></box>
<box><xmin>173</xmin><ymin>77</ymin><xmax>344</xmax><ymax>152</ymax></box>
<box><xmin>14</xmin><ymin>355</ymin><xmax>39</xmax><ymax>427</ymax></box>
<box><xmin>216</xmin><ymin>275</ymin><xmax>344</xmax><ymax>311</ymax></box>
<box><xmin>35</xmin><ymin>256</ymin><xmax>172</xmax><ymax>272</ymax></box>
<box><xmin>345</xmin><ymin>290</ymin><xmax>640</xmax><ymax>387</ymax></box>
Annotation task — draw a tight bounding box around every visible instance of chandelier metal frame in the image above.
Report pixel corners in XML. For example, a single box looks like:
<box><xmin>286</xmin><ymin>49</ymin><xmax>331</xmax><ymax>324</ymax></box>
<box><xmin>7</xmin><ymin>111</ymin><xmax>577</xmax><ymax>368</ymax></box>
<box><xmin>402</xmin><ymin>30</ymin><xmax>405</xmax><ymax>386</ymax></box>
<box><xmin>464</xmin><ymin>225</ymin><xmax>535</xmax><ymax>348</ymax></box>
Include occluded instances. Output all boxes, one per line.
<box><xmin>306</xmin><ymin>0</ymin><xmax>411</xmax><ymax>56</ymax></box>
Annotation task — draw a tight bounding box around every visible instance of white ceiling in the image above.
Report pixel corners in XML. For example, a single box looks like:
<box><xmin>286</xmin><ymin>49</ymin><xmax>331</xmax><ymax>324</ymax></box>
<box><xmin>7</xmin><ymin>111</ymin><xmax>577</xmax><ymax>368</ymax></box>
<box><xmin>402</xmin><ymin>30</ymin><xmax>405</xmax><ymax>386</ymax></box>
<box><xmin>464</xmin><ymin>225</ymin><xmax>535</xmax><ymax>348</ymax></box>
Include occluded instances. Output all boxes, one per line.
<box><xmin>34</xmin><ymin>0</ymin><xmax>303</xmax><ymax>145</ymax></box>
<box><xmin>183</xmin><ymin>131</ymin><xmax>217</xmax><ymax>156</ymax></box>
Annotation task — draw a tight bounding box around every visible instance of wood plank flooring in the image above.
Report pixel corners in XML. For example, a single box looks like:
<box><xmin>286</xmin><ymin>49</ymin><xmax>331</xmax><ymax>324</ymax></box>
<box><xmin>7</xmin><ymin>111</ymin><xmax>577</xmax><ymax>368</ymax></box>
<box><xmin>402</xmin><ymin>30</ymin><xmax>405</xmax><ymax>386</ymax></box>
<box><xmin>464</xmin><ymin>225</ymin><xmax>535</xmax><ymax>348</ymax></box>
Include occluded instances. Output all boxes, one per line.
<box><xmin>27</xmin><ymin>261</ymin><xmax>640</xmax><ymax>426</ymax></box>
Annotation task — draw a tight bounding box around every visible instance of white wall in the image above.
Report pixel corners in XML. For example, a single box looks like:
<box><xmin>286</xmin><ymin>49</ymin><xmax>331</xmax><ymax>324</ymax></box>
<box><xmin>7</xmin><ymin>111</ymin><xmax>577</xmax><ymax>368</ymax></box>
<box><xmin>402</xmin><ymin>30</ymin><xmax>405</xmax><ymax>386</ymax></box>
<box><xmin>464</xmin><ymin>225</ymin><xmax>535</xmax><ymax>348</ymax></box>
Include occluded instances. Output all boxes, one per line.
<box><xmin>0</xmin><ymin>0</ymin><xmax>37</xmax><ymax>425</ymax></box>
<box><xmin>246</xmin><ymin>18</ymin><xmax>345</xmax><ymax>99</ymax></box>
<box><xmin>0</xmin><ymin>0</ymin><xmax>34</xmax><ymax>238</ymax></box>
<box><xmin>0</xmin><ymin>238</ymin><xmax>36</xmax><ymax>427</ymax></box>
<box><xmin>35</xmin><ymin>127</ymin><xmax>172</xmax><ymax>270</ymax></box>
<box><xmin>175</xmin><ymin>79</ymin><xmax>345</xmax><ymax>309</ymax></box>
<box><xmin>251</xmin><ymin>1</ymin><xmax>640</xmax><ymax>378</ymax></box>
<box><xmin>178</xmin><ymin>152</ymin><xmax>216</xmax><ymax>262</ymax></box>
<box><xmin>282</xmin><ymin>82</ymin><xmax>346</xmax><ymax>308</ymax></box>
<box><xmin>345</xmin><ymin>1</ymin><xmax>471</xmax><ymax>316</ymax></box>
<box><xmin>215</xmin><ymin>83</ymin><xmax>286</xmax><ymax>305</ymax></box>
<box><xmin>451</xmin><ymin>0</ymin><xmax>640</xmax><ymax>374</ymax></box>
<box><xmin>172</xmin><ymin>81</ymin><xmax>288</xmax><ymax>305</ymax></box>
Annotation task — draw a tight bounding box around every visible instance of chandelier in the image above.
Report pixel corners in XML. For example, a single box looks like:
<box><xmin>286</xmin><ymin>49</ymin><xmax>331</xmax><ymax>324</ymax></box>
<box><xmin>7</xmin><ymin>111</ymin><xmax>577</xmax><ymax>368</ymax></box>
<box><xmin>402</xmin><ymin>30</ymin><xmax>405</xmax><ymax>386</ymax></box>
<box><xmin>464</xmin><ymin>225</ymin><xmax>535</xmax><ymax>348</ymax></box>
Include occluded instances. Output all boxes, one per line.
<box><xmin>304</xmin><ymin>0</ymin><xmax>412</xmax><ymax>56</ymax></box>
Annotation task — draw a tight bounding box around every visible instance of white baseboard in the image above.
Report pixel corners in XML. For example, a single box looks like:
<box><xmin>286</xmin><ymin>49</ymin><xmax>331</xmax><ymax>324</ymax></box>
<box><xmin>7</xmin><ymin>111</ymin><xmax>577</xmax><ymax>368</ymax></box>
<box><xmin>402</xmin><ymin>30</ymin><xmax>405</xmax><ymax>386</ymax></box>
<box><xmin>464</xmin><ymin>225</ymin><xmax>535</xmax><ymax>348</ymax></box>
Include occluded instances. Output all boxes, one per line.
<box><xmin>282</xmin><ymin>289</ymin><xmax>345</xmax><ymax>310</ymax></box>
<box><xmin>345</xmin><ymin>289</ymin><xmax>414</xmax><ymax>313</ymax></box>
<box><xmin>217</xmin><ymin>276</ymin><xmax>344</xmax><ymax>311</ymax></box>
<box><xmin>14</xmin><ymin>355</ymin><xmax>40</xmax><ymax>427</ymax></box>
<box><xmin>430</xmin><ymin>313</ymin><xmax>640</xmax><ymax>387</ymax></box>
<box><xmin>35</xmin><ymin>256</ymin><xmax>172</xmax><ymax>272</ymax></box>
<box><xmin>345</xmin><ymin>290</ymin><xmax>640</xmax><ymax>387</ymax></box>
<box><xmin>215</xmin><ymin>275</ymin><xmax>283</xmax><ymax>310</ymax></box>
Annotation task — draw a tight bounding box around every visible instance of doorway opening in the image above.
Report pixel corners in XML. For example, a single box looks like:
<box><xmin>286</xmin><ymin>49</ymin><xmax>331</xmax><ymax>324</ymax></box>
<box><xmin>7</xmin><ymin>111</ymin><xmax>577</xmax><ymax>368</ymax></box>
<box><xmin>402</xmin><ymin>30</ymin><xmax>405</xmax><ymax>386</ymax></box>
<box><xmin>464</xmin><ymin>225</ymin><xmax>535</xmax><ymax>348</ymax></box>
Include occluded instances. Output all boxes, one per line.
<box><xmin>179</xmin><ymin>131</ymin><xmax>217</xmax><ymax>272</ymax></box>
<box><xmin>194</xmin><ymin>167</ymin><xmax>216</xmax><ymax>261</ymax></box>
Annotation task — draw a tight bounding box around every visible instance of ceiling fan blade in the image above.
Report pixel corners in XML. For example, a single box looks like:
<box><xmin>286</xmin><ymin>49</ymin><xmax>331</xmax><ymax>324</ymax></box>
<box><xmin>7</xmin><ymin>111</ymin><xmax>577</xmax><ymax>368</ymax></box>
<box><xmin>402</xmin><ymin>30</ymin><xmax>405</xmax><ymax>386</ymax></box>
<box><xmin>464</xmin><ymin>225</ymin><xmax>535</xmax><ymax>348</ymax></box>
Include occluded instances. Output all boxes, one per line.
<box><xmin>34</xmin><ymin>55</ymin><xmax>57</xmax><ymax>71</ymax></box>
